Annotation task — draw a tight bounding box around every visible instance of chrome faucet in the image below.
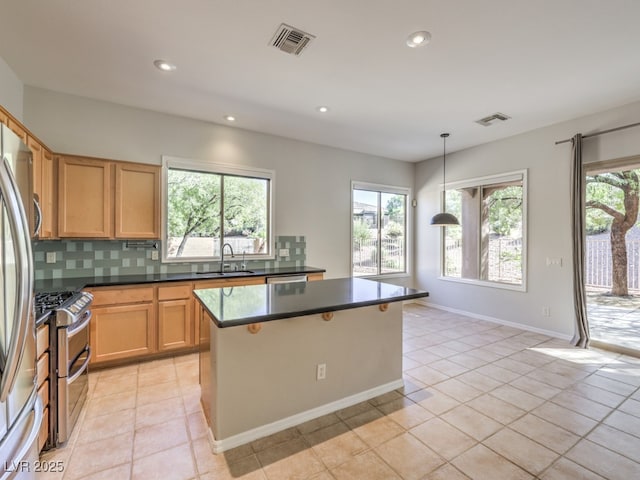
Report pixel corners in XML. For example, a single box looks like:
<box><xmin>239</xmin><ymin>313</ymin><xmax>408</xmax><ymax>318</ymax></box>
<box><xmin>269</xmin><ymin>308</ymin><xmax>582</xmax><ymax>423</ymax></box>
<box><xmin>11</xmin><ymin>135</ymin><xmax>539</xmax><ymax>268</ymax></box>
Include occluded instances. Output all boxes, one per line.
<box><xmin>220</xmin><ymin>242</ymin><xmax>234</xmax><ymax>273</ymax></box>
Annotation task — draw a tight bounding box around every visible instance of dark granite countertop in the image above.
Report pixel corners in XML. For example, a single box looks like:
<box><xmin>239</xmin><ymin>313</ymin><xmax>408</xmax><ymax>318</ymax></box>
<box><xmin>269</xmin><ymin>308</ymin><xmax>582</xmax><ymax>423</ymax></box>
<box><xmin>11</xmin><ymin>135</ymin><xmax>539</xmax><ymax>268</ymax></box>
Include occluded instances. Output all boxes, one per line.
<box><xmin>34</xmin><ymin>266</ymin><xmax>326</xmax><ymax>293</ymax></box>
<box><xmin>193</xmin><ymin>277</ymin><xmax>429</xmax><ymax>327</ymax></box>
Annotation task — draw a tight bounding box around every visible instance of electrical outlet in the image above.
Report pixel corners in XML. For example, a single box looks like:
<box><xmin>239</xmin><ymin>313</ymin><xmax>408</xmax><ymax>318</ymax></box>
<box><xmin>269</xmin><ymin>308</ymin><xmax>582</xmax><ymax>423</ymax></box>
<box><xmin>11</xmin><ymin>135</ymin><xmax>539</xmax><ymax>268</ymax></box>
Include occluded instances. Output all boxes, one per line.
<box><xmin>151</xmin><ymin>250</ymin><xmax>159</xmax><ymax>261</ymax></box>
<box><xmin>546</xmin><ymin>257</ymin><xmax>563</xmax><ymax>267</ymax></box>
<box><xmin>316</xmin><ymin>363</ymin><xmax>326</xmax><ymax>380</ymax></box>
<box><xmin>542</xmin><ymin>306</ymin><xmax>551</xmax><ymax>317</ymax></box>
<box><xmin>279</xmin><ymin>248</ymin><xmax>290</xmax><ymax>257</ymax></box>
<box><xmin>46</xmin><ymin>252</ymin><xmax>56</xmax><ymax>263</ymax></box>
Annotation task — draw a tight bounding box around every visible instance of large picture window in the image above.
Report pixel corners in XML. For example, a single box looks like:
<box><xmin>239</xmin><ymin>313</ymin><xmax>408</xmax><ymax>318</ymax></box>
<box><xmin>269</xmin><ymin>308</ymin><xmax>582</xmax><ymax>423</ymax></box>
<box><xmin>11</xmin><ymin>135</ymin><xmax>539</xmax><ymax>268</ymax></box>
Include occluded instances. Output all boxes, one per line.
<box><xmin>162</xmin><ymin>157</ymin><xmax>273</xmax><ymax>261</ymax></box>
<box><xmin>442</xmin><ymin>170</ymin><xmax>527</xmax><ymax>290</ymax></box>
<box><xmin>352</xmin><ymin>181</ymin><xmax>409</xmax><ymax>277</ymax></box>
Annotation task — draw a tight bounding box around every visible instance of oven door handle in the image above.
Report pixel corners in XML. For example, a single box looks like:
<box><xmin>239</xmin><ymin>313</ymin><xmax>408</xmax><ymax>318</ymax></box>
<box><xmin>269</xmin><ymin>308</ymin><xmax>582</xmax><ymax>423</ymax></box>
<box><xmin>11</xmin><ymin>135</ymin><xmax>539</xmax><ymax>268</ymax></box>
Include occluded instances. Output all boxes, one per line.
<box><xmin>67</xmin><ymin>346</ymin><xmax>91</xmax><ymax>384</ymax></box>
<box><xmin>67</xmin><ymin>310</ymin><xmax>92</xmax><ymax>338</ymax></box>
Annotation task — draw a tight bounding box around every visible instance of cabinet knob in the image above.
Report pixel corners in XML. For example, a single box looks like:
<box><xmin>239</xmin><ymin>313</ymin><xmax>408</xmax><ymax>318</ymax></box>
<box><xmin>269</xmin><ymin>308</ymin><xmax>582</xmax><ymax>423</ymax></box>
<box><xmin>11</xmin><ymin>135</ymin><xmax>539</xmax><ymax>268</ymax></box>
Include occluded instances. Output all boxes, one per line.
<box><xmin>247</xmin><ymin>323</ymin><xmax>262</xmax><ymax>334</ymax></box>
<box><xmin>321</xmin><ymin>312</ymin><xmax>334</xmax><ymax>321</ymax></box>
<box><xmin>379</xmin><ymin>303</ymin><xmax>389</xmax><ymax>312</ymax></box>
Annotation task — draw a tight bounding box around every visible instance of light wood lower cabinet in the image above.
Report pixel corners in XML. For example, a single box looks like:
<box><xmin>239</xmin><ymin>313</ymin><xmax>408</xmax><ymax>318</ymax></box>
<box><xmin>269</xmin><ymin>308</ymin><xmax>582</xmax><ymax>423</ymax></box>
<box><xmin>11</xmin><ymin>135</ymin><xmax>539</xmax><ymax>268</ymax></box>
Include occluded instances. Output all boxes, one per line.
<box><xmin>158</xmin><ymin>283</ymin><xmax>193</xmax><ymax>352</ymax></box>
<box><xmin>90</xmin><ymin>303</ymin><xmax>155</xmax><ymax>364</ymax></box>
<box><xmin>36</xmin><ymin>324</ymin><xmax>50</xmax><ymax>451</ymax></box>
<box><xmin>88</xmin><ymin>286</ymin><xmax>155</xmax><ymax>365</ymax></box>
<box><xmin>88</xmin><ymin>274</ymin><xmax>322</xmax><ymax>366</ymax></box>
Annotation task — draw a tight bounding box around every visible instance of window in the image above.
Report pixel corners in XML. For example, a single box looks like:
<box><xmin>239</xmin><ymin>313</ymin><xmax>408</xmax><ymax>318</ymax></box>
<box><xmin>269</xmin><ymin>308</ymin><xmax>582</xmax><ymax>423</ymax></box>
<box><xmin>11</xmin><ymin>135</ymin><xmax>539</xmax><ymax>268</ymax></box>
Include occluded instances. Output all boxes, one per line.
<box><xmin>442</xmin><ymin>170</ymin><xmax>527</xmax><ymax>290</ymax></box>
<box><xmin>352</xmin><ymin>181</ymin><xmax>409</xmax><ymax>277</ymax></box>
<box><xmin>162</xmin><ymin>157</ymin><xmax>273</xmax><ymax>261</ymax></box>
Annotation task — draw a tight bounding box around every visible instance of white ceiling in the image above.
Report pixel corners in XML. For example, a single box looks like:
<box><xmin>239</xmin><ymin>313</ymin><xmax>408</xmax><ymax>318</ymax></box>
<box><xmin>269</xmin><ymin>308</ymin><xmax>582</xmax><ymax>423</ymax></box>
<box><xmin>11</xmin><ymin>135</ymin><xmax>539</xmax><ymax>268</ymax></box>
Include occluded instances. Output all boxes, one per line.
<box><xmin>1</xmin><ymin>0</ymin><xmax>640</xmax><ymax>162</ymax></box>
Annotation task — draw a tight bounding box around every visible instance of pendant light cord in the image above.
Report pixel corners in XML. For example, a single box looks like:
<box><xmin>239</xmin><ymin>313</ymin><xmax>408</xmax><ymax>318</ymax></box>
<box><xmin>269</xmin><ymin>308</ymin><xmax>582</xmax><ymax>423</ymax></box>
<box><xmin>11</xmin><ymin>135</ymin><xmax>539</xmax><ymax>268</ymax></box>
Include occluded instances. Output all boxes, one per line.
<box><xmin>441</xmin><ymin>132</ymin><xmax>449</xmax><ymax>206</ymax></box>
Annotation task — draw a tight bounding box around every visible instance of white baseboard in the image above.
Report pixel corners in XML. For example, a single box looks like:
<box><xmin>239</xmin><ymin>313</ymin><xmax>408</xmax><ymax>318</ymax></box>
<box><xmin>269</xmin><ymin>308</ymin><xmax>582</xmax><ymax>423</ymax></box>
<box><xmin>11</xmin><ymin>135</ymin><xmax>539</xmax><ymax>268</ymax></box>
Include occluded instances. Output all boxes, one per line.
<box><xmin>414</xmin><ymin>299</ymin><xmax>573</xmax><ymax>341</ymax></box>
<box><xmin>207</xmin><ymin>378</ymin><xmax>404</xmax><ymax>454</ymax></box>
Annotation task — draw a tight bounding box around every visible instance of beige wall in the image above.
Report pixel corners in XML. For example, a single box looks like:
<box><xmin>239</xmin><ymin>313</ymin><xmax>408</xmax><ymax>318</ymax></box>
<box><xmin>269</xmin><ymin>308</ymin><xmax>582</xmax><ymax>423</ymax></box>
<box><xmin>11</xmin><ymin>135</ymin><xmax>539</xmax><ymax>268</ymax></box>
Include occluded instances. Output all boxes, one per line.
<box><xmin>0</xmin><ymin>57</ymin><xmax>23</xmax><ymax>120</ymax></box>
<box><xmin>415</xmin><ymin>99</ymin><xmax>640</xmax><ymax>338</ymax></box>
<box><xmin>20</xmin><ymin>82</ymin><xmax>640</xmax><ymax>339</ymax></box>
<box><xmin>23</xmin><ymin>87</ymin><xmax>415</xmax><ymax>282</ymax></box>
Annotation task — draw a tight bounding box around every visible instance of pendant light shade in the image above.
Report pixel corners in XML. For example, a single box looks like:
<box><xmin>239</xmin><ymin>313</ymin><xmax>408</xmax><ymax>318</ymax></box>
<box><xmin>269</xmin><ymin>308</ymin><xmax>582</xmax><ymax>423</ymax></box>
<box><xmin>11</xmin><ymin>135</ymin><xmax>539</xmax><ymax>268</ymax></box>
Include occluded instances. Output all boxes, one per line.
<box><xmin>430</xmin><ymin>133</ymin><xmax>459</xmax><ymax>226</ymax></box>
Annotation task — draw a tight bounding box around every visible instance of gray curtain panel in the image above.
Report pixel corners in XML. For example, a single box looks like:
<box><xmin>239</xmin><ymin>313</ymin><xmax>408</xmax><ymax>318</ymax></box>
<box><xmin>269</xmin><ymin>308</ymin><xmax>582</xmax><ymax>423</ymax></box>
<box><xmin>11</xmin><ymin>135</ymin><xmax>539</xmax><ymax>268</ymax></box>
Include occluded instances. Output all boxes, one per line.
<box><xmin>571</xmin><ymin>133</ymin><xmax>590</xmax><ymax>348</ymax></box>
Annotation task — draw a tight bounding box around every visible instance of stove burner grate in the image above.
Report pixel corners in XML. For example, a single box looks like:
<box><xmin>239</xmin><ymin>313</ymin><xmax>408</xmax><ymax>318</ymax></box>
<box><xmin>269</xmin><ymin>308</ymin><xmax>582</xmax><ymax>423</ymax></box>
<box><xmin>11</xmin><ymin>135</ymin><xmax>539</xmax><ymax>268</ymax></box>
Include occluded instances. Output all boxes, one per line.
<box><xmin>35</xmin><ymin>291</ymin><xmax>76</xmax><ymax>316</ymax></box>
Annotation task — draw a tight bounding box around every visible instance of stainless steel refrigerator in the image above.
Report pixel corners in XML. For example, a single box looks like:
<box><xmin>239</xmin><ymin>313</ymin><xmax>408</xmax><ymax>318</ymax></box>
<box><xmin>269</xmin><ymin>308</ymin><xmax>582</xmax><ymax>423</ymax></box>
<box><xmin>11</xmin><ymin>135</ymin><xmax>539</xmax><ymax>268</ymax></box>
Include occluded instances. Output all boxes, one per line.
<box><xmin>0</xmin><ymin>123</ymin><xmax>42</xmax><ymax>479</ymax></box>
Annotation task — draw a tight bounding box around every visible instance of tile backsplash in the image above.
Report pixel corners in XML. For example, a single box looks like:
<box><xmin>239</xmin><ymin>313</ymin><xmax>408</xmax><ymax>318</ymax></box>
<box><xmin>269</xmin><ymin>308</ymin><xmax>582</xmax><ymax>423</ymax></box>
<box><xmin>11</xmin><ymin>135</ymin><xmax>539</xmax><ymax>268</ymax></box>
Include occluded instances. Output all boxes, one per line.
<box><xmin>33</xmin><ymin>236</ymin><xmax>306</xmax><ymax>280</ymax></box>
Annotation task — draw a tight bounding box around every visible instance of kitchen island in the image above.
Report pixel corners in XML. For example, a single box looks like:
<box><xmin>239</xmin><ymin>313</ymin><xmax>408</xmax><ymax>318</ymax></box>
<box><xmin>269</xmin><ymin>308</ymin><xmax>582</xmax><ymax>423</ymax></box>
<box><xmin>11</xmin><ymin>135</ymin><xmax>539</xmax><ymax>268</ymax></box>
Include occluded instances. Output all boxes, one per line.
<box><xmin>194</xmin><ymin>277</ymin><xmax>428</xmax><ymax>453</ymax></box>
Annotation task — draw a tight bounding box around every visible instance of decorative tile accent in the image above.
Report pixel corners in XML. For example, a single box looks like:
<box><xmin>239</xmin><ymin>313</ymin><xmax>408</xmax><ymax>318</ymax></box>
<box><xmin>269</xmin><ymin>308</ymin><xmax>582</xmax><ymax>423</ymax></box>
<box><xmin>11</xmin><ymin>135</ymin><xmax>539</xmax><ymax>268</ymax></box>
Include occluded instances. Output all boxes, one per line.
<box><xmin>33</xmin><ymin>236</ymin><xmax>307</xmax><ymax>279</ymax></box>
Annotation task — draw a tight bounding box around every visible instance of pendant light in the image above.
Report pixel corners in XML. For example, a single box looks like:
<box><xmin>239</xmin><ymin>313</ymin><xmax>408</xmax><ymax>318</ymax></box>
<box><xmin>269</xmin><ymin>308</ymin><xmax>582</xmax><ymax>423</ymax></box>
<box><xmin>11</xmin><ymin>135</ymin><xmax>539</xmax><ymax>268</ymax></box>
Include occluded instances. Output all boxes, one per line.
<box><xmin>430</xmin><ymin>133</ymin><xmax>460</xmax><ymax>226</ymax></box>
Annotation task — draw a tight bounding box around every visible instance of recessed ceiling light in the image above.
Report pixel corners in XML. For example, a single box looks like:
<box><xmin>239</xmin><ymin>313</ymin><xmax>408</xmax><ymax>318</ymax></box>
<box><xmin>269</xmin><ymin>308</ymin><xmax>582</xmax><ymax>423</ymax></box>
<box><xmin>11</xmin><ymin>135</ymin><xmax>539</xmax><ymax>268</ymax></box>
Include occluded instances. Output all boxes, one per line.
<box><xmin>224</xmin><ymin>115</ymin><xmax>236</xmax><ymax>122</ymax></box>
<box><xmin>316</xmin><ymin>106</ymin><xmax>329</xmax><ymax>113</ymax></box>
<box><xmin>406</xmin><ymin>31</ymin><xmax>431</xmax><ymax>48</ymax></box>
<box><xmin>153</xmin><ymin>60</ymin><xmax>176</xmax><ymax>72</ymax></box>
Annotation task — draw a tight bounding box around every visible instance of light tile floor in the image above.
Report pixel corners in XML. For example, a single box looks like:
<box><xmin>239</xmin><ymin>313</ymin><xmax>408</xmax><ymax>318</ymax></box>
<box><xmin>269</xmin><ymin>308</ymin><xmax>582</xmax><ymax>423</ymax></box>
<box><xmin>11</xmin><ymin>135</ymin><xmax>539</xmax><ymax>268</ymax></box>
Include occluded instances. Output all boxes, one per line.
<box><xmin>38</xmin><ymin>305</ymin><xmax>640</xmax><ymax>479</ymax></box>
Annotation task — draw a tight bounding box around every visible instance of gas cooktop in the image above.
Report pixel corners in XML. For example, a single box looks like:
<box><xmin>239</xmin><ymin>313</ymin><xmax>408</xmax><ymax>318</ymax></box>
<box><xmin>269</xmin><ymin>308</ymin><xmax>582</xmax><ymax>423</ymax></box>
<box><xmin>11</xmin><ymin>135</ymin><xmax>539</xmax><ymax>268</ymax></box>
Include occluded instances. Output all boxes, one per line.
<box><xmin>34</xmin><ymin>291</ymin><xmax>76</xmax><ymax>318</ymax></box>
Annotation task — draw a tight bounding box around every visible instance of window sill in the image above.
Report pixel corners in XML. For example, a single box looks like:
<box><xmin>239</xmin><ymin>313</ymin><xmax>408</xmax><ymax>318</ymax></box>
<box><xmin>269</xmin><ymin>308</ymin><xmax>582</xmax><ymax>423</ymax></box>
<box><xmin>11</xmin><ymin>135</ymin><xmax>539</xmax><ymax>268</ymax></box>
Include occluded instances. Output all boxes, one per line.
<box><xmin>162</xmin><ymin>254</ymin><xmax>275</xmax><ymax>264</ymax></box>
<box><xmin>438</xmin><ymin>275</ymin><xmax>527</xmax><ymax>292</ymax></box>
<box><xmin>355</xmin><ymin>272</ymin><xmax>411</xmax><ymax>281</ymax></box>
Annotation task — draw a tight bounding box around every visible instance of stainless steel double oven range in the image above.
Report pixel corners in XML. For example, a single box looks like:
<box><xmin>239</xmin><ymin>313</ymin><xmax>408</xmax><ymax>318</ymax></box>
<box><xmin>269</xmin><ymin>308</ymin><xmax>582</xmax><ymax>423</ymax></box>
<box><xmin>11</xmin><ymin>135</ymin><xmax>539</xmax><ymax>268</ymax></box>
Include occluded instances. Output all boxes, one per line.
<box><xmin>35</xmin><ymin>290</ymin><xmax>93</xmax><ymax>448</ymax></box>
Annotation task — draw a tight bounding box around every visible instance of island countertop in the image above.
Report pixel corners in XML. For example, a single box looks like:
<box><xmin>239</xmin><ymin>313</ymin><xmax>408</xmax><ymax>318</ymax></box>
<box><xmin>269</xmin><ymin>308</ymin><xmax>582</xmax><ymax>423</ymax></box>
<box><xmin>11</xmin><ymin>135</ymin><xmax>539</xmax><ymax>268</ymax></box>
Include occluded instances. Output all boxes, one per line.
<box><xmin>193</xmin><ymin>277</ymin><xmax>429</xmax><ymax>327</ymax></box>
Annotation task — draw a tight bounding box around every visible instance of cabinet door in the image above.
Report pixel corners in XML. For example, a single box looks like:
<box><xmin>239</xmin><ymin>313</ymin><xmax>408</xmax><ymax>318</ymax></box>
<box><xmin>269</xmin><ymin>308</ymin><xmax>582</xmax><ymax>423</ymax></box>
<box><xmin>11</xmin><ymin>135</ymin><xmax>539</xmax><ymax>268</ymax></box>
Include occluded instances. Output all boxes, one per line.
<box><xmin>58</xmin><ymin>156</ymin><xmax>112</xmax><ymax>237</ymax></box>
<box><xmin>115</xmin><ymin>163</ymin><xmax>160</xmax><ymax>239</ymax></box>
<box><xmin>40</xmin><ymin>148</ymin><xmax>56</xmax><ymax>238</ymax></box>
<box><xmin>158</xmin><ymin>299</ymin><xmax>193</xmax><ymax>351</ymax></box>
<box><xmin>90</xmin><ymin>303</ymin><xmax>155</xmax><ymax>364</ymax></box>
<box><xmin>27</xmin><ymin>139</ymin><xmax>56</xmax><ymax>239</ymax></box>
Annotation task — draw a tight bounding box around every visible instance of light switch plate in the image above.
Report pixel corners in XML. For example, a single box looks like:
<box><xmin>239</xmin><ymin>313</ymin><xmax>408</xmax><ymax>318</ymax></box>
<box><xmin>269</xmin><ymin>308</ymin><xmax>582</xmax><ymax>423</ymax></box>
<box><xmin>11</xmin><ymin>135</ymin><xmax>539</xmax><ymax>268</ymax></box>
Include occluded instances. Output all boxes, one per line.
<box><xmin>151</xmin><ymin>251</ymin><xmax>159</xmax><ymax>261</ymax></box>
<box><xmin>46</xmin><ymin>252</ymin><xmax>56</xmax><ymax>263</ymax></box>
<box><xmin>279</xmin><ymin>248</ymin><xmax>290</xmax><ymax>257</ymax></box>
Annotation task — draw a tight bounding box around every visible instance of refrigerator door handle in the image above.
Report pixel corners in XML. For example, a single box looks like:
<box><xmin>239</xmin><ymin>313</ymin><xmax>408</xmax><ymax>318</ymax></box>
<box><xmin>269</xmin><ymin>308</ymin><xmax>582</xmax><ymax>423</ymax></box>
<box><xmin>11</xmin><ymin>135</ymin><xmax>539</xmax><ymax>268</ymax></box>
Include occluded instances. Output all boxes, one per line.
<box><xmin>0</xmin><ymin>393</ymin><xmax>43</xmax><ymax>480</ymax></box>
<box><xmin>0</xmin><ymin>157</ymin><xmax>34</xmax><ymax>402</ymax></box>
<box><xmin>33</xmin><ymin>194</ymin><xmax>43</xmax><ymax>237</ymax></box>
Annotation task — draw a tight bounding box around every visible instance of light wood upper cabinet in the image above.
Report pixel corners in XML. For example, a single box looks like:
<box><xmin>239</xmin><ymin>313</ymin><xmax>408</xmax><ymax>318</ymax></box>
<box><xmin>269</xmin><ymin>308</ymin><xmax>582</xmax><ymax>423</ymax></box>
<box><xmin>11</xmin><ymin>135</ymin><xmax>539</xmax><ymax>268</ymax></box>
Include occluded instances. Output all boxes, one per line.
<box><xmin>27</xmin><ymin>138</ymin><xmax>56</xmax><ymax>239</ymax></box>
<box><xmin>115</xmin><ymin>163</ymin><xmax>160</xmax><ymax>239</ymax></box>
<box><xmin>58</xmin><ymin>155</ymin><xmax>113</xmax><ymax>238</ymax></box>
<box><xmin>57</xmin><ymin>155</ymin><xmax>160</xmax><ymax>239</ymax></box>
<box><xmin>6</xmin><ymin>117</ymin><xmax>27</xmax><ymax>143</ymax></box>
<box><xmin>0</xmin><ymin>106</ymin><xmax>57</xmax><ymax>239</ymax></box>
<box><xmin>40</xmin><ymin>148</ymin><xmax>56</xmax><ymax>238</ymax></box>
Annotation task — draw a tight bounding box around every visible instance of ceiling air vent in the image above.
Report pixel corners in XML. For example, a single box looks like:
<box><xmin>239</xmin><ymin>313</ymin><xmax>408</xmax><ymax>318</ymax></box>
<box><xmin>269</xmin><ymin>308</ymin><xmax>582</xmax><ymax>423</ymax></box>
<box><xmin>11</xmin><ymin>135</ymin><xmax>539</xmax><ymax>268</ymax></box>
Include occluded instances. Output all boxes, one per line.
<box><xmin>475</xmin><ymin>112</ymin><xmax>511</xmax><ymax>127</ymax></box>
<box><xmin>270</xmin><ymin>23</ymin><xmax>315</xmax><ymax>56</ymax></box>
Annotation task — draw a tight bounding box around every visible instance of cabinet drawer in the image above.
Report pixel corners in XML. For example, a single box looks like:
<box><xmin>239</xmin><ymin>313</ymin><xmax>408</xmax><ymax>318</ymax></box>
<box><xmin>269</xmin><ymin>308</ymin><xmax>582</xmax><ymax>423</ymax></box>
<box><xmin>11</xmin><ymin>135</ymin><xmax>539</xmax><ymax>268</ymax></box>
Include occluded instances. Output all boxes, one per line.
<box><xmin>90</xmin><ymin>287</ymin><xmax>154</xmax><ymax>306</ymax></box>
<box><xmin>38</xmin><ymin>406</ymin><xmax>49</xmax><ymax>452</ymax></box>
<box><xmin>158</xmin><ymin>284</ymin><xmax>192</xmax><ymax>301</ymax></box>
<box><xmin>36</xmin><ymin>352</ymin><xmax>49</xmax><ymax>388</ymax></box>
<box><xmin>37</xmin><ymin>379</ymin><xmax>49</xmax><ymax>409</ymax></box>
<box><xmin>37</xmin><ymin>324</ymin><xmax>49</xmax><ymax>358</ymax></box>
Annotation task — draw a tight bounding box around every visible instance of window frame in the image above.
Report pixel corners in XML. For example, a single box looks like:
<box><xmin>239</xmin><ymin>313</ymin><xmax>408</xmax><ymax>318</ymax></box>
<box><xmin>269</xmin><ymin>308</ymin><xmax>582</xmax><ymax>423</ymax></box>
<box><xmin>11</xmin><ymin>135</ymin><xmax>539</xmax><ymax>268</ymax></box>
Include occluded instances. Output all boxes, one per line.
<box><xmin>351</xmin><ymin>180</ymin><xmax>411</xmax><ymax>279</ymax></box>
<box><xmin>438</xmin><ymin>169</ymin><xmax>528</xmax><ymax>292</ymax></box>
<box><xmin>161</xmin><ymin>156</ymin><xmax>275</xmax><ymax>263</ymax></box>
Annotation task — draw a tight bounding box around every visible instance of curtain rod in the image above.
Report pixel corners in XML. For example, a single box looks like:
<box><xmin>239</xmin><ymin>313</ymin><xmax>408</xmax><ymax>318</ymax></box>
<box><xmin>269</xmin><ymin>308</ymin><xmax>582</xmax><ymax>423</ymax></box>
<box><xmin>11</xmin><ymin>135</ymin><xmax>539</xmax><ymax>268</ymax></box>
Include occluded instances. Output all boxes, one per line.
<box><xmin>555</xmin><ymin>121</ymin><xmax>640</xmax><ymax>145</ymax></box>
